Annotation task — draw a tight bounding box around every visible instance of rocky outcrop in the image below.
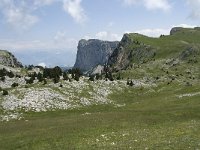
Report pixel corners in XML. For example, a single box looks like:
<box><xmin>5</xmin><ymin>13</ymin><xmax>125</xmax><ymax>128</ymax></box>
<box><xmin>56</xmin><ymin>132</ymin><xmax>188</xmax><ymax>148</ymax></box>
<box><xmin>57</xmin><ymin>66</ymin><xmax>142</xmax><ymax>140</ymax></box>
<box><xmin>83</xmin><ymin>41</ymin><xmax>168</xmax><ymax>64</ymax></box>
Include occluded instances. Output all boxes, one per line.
<box><xmin>108</xmin><ymin>34</ymin><xmax>156</xmax><ymax>71</ymax></box>
<box><xmin>74</xmin><ymin>39</ymin><xmax>119</xmax><ymax>72</ymax></box>
<box><xmin>0</xmin><ymin>50</ymin><xmax>22</xmax><ymax>67</ymax></box>
<box><xmin>170</xmin><ymin>27</ymin><xmax>183</xmax><ymax>35</ymax></box>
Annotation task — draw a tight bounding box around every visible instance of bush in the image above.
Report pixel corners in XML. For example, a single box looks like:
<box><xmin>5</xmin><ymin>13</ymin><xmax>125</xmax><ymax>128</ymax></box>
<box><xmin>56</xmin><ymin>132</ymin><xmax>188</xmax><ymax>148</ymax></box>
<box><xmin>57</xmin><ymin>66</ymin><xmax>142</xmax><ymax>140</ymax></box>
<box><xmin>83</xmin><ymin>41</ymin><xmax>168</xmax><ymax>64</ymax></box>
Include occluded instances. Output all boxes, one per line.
<box><xmin>43</xmin><ymin>79</ymin><xmax>47</xmax><ymax>85</ymax></box>
<box><xmin>1</xmin><ymin>76</ymin><xmax>5</xmax><ymax>82</ymax></box>
<box><xmin>74</xmin><ymin>74</ymin><xmax>80</xmax><ymax>81</ymax></box>
<box><xmin>63</xmin><ymin>72</ymin><xmax>69</xmax><ymax>81</ymax></box>
<box><xmin>2</xmin><ymin>90</ymin><xmax>8</xmax><ymax>96</ymax></box>
<box><xmin>37</xmin><ymin>72</ymin><xmax>44</xmax><ymax>82</ymax></box>
<box><xmin>95</xmin><ymin>73</ymin><xmax>102</xmax><ymax>80</ymax></box>
<box><xmin>89</xmin><ymin>75</ymin><xmax>95</xmax><ymax>81</ymax></box>
<box><xmin>26</xmin><ymin>77</ymin><xmax>34</xmax><ymax>84</ymax></box>
<box><xmin>11</xmin><ymin>82</ymin><xmax>19</xmax><ymax>88</ymax></box>
<box><xmin>7</xmin><ymin>71</ymin><xmax>15</xmax><ymax>78</ymax></box>
<box><xmin>53</xmin><ymin>76</ymin><xmax>60</xmax><ymax>83</ymax></box>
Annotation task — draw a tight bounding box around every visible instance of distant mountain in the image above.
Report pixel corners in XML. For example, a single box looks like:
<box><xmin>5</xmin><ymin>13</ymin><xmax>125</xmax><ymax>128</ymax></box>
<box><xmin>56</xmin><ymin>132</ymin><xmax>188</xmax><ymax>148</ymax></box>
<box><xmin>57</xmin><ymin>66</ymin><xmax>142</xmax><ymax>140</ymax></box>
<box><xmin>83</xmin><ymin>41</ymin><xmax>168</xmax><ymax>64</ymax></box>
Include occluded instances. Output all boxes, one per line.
<box><xmin>74</xmin><ymin>39</ymin><xmax>119</xmax><ymax>72</ymax></box>
<box><xmin>0</xmin><ymin>50</ymin><xmax>23</xmax><ymax>68</ymax></box>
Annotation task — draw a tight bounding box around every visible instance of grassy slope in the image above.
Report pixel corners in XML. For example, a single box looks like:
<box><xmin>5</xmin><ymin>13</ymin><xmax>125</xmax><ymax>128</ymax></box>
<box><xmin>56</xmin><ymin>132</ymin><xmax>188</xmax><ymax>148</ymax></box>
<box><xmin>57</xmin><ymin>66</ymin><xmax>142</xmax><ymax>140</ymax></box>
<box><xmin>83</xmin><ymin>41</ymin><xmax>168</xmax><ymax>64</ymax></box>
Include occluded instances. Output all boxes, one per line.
<box><xmin>128</xmin><ymin>28</ymin><xmax>200</xmax><ymax>59</ymax></box>
<box><xmin>0</xmin><ymin>82</ymin><xmax>200</xmax><ymax>149</ymax></box>
<box><xmin>116</xmin><ymin>28</ymin><xmax>200</xmax><ymax>80</ymax></box>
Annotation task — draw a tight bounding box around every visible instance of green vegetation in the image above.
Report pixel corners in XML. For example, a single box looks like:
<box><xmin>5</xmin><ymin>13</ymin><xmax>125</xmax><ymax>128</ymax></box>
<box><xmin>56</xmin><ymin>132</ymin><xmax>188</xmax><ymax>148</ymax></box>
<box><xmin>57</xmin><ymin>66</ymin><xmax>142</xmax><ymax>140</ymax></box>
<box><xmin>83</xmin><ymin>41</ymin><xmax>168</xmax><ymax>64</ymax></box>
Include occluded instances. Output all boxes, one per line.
<box><xmin>0</xmin><ymin>82</ymin><xmax>200</xmax><ymax>149</ymax></box>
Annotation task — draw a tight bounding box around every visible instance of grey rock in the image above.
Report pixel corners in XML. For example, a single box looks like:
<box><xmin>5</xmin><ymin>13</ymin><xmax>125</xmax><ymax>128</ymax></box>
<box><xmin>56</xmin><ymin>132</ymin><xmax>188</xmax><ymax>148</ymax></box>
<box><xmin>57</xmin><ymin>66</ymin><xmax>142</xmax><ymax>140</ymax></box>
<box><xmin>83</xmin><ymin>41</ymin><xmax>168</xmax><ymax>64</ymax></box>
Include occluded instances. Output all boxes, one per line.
<box><xmin>108</xmin><ymin>34</ymin><xmax>156</xmax><ymax>71</ymax></box>
<box><xmin>170</xmin><ymin>27</ymin><xmax>183</xmax><ymax>35</ymax></box>
<box><xmin>0</xmin><ymin>50</ymin><xmax>23</xmax><ymax>67</ymax></box>
<box><xmin>87</xmin><ymin>65</ymin><xmax>104</xmax><ymax>75</ymax></box>
<box><xmin>74</xmin><ymin>39</ymin><xmax>119</xmax><ymax>72</ymax></box>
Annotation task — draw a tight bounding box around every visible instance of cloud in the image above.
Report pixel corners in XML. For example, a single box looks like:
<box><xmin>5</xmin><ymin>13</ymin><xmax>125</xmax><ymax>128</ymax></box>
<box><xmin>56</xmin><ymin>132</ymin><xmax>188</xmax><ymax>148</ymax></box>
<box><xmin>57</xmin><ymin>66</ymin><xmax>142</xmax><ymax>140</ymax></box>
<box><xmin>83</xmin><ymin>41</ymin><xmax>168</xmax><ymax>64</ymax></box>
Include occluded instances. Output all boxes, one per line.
<box><xmin>63</xmin><ymin>0</ymin><xmax>87</xmax><ymax>24</ymax></box>
<box><xmin>143</xmin><ymin>0</ymin><xmax>171</xmax><ymax>11</ymax></box>
<box><xmin>33</xmin><ymin>0</ymin><xmax>57</xmax><ymax>7</ymax></box>
<box><xmin>134</xmin><ymin>28</ymin><xmax>170</xmax><ymax>37</ymax></box>
<box><xmin>186</xmin><ymin>0</ymin><xmax>200</xmax><ymax>19</ymax></box>
<box><xmin>121</xmin><ymin>0</ymin><xmax>171</xmax><ymax>11</ymax></box>
<box><xmin>0</xmin><ymin>0</ymin><xmax>39</xmax><ymax>30</ymax></box>
<box><xmin>38</xmin><ymin>62</ymin><xmax>47</xmax><ymax>67</ymax></box>
<box><xmin>128</xmin><ymin>24</ymin><xmax>197</xmax><ymax>37</ymax></box>
<box><xmin>54</xmin><ymin>31</ymin><xmax>78</xmax><ymax>49</ymax></box>
<box><xmin>95</xmin><ymin>31</ymin><xmax>122</xmax><ymax>41</ymax></box>
<box><xmin>173</xmin><ymin>24</ymin><xmax>197</xmax><ymax>28</ymax></box>
<box><xmin>0</xmin><ymin>0</ymin><xmax>87</xmax><ymax>30</ymax></box>
<box><xmin>0</xmin><ymin>31</ymin><xmax>78</xmax><ymax>52</ymax></box>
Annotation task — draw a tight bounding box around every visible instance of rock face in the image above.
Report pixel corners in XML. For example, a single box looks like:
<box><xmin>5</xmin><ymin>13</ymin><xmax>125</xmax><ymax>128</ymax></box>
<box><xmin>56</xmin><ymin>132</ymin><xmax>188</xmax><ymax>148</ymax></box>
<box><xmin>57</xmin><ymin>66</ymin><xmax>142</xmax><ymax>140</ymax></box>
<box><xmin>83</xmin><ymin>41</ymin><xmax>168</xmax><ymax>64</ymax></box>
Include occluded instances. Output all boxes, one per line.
<box><xmin>0</xmin><ymin>50</ymin><xmax>22</xmax><ymax>67</ymax></box>
<box><xmin>108</xmin><ymin>33</ymin><xmax>156</xmax><ymax>71</ymax></box>
<box><xmin>170</xmin><ymin>27</ymin><xmax>183</xmax><ymax>35</ymax></box>
<box><xmin>74</xmin><ymin>39</ymin><xmax>119</xmax><ymax>72</ymax></box>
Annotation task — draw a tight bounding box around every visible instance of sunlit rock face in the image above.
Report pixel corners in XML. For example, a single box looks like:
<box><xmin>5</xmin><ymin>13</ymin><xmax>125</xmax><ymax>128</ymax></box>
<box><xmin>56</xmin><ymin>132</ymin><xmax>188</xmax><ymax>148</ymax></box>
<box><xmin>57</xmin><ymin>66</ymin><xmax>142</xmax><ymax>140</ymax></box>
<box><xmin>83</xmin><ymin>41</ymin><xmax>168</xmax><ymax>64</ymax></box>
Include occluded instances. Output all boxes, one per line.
<box><xmin>74</xmin><ymin>39</ymin><xmax>119</xmax><ymax>72</ymax></box>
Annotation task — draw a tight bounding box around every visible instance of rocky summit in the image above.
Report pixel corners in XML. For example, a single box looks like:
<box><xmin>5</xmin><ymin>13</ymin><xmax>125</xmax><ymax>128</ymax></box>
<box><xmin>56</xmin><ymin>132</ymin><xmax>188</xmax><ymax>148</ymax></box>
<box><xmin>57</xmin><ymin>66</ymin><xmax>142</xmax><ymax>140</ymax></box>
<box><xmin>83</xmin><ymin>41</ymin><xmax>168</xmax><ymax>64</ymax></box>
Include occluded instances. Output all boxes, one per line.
<box><xmin>74</xmin><ymin>39</ymin><xmax>119</xmax><ymax>72</ymax></box>
<box><xmin>0</xmin><ymin>50</ymin><xmax>22</xmax><ymax>68</ymax></box>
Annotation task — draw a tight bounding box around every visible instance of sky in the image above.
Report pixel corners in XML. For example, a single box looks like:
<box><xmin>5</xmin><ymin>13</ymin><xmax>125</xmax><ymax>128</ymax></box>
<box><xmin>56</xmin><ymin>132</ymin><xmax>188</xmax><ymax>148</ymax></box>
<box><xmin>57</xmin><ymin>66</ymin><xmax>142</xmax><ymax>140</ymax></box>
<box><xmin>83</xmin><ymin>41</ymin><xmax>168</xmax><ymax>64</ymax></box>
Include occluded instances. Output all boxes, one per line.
<box><xmin>0</xmin><ymin>0</ymin><xmax>200</xmax><ymax>67</ymax></box>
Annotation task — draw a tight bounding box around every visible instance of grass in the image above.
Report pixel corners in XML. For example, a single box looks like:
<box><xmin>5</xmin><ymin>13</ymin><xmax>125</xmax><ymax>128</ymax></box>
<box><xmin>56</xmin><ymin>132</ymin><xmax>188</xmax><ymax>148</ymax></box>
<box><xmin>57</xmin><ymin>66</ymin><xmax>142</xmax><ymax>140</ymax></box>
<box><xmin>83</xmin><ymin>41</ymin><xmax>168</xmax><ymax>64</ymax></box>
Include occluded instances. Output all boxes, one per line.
<box><xmin>0</xmin><ymin>81</ymin><xmax>200</xmax><ymax>149</ymax></box>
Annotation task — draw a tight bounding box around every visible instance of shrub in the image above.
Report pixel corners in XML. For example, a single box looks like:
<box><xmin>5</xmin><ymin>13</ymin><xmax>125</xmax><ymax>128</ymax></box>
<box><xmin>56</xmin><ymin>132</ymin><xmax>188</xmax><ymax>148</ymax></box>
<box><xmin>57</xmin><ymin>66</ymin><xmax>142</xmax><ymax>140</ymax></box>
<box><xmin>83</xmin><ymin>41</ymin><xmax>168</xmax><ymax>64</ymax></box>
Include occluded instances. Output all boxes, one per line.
<box><xmin>7</xmin><ymin>71</ymin><xmax>15</xmax><ymax>78</ymax></box>
<box><xmin>2</xmin><ymin>90</ymin><xmax>8</xmax><ymax>96</ymax></box>
<box><xmin>11</xmin><ymin>82</ymin><xmax>19</xmax><ymax>88</ymax></box>
<box><xmin>89</xmin><ymin>75</ymin><xmax>95</xmax><ymax>81</ymax></box>
<box><xmin>1</xmin><ymin>76</ymin><xmax>5</xmax><ymax>82</ymax></box>
<box><xmin>53</xmin><ymin>76</ymin><xmax>60</xmax><ymax>83</ymax></box>
<box><xmin>37</xmin><ymin>72</ymin><xmax>44</xmax><ymax>82</ymax></box>
<box><xmin>43</xmin><ymin>79</ymin><xmax>47</xmax><ymax>85</ymax></box>
<box><xmin>63</xmin><ymin>72</ymin><xmax>69</xmax><ymax>81</ymax></box>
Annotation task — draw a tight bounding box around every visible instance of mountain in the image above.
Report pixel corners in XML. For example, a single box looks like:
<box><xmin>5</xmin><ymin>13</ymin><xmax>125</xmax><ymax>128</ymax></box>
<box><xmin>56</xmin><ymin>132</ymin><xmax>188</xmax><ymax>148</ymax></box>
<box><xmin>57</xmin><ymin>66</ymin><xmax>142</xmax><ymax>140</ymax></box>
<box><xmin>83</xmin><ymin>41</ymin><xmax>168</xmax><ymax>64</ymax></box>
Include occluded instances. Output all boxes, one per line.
<box><xmin>108</xmin><ymin>27</ymin><xmax>200</xmax><ymax>80</ymax></box>
<box><xmin>0</xmin><ymin>50</ymin><xmax>23</xmax><ymax>68</ymax></box>
<box><xmin>74</xmin><ymin>39</ymin><xmax>119</xmax><ymax>72</ymax></box>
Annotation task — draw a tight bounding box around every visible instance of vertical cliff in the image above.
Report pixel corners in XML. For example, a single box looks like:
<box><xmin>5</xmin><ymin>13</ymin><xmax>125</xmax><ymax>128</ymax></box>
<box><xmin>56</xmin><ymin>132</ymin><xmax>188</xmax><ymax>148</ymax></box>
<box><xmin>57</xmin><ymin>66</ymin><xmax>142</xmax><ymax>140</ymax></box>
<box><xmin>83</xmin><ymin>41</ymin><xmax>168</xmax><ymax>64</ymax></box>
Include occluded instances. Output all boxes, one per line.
<box><xmin>74</xmin><ymin>39</ymin><xmax>119</xmax><ymax>72</ymax></box>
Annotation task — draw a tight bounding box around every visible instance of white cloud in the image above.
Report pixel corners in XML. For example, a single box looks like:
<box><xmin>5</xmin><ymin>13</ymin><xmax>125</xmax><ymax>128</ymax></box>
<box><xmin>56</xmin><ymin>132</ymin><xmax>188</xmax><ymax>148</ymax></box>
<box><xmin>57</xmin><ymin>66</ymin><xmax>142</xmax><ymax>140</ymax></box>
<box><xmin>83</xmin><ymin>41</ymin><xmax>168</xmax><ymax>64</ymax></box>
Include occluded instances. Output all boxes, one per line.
<box><xmin>63</xmin><ymin>0</ymin><xmax>87</xmax><ymax>24</ymax></box>
<box><xmin>0</xmin><ymin>0</ymin><xmax>87</xmax><ymax>30</ymax></box>
<box><xmin>95</xmin><ymin>31</ymin><xmax>122</xmax><ymax>41</ymax></box>
<box><xmin>0</xmin><ymin>32</ymin><xmax>78</xmax><ymax>52</ymax></box>
<box><xmin>173</xmin><ymin>24</ymin><xmax>197</xmax><ymax>28</ymax></box>
<box><xmin>134</xmin><ymin>28</ymin><xmax>170</xmax><ymax>37</ymax></box>
<box><xmin>0</xmin><ymin>0</ymin><xmax>39</xmax><ymax>30</ymax></box>
<box><xmin>54</xmin><ymin>31</ymin><xmax>78</xmax><ymax>49</ymax></box>
<box><xmin>128</xmin><ymin>24</ymin><xmax>197</xmax><ymax>37</ymax></box>
<box><xmin>143</xmin><ymin>0</ymin><xmax>171</xmax><ymax>11</ymax></box>
<box><xmin>122</xmin><ymin>0</ymin><xmax>171</xmax><ymax>11</ymax></box>
<box><xmin>38</xmin><ymin>62</ymin><xmax>46</xmax><ymax>68</ymax></box>
<box><xmin>186</xmin><ymin>0</ymin><xmax>200</xmax><ymax>19</ymax></box>
<box><xmin>33</xmin><ymin>0</ymin><xmax>57</xmax><ymax>7</ymax></box>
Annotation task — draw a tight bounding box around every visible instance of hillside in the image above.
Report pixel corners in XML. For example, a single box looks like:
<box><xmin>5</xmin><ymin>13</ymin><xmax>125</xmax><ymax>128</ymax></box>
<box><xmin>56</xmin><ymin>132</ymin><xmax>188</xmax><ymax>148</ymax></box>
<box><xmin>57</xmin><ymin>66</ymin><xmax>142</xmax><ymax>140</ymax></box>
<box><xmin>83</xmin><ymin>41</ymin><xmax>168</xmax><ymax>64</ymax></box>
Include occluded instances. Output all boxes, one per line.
<box><xmin>0</xmin><ymin>50</ymin><xmax>23</xmax><ymax>68</ymax></box>
<box><xmin>108</xmin><ymin>27</ymin><xmax>200</xmax><ymax>86</ymax></box>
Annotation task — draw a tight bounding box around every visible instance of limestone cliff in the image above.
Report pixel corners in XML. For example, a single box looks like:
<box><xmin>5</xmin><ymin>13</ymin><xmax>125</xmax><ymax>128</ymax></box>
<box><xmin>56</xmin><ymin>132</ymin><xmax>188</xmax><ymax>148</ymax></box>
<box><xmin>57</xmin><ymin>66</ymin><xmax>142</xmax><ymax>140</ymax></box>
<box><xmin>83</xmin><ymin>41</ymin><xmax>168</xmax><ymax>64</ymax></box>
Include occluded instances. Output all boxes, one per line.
<box><xmin>74</xmin><ymin>39</ymin><xmax>119</xmax><ymax>72</ymax></box>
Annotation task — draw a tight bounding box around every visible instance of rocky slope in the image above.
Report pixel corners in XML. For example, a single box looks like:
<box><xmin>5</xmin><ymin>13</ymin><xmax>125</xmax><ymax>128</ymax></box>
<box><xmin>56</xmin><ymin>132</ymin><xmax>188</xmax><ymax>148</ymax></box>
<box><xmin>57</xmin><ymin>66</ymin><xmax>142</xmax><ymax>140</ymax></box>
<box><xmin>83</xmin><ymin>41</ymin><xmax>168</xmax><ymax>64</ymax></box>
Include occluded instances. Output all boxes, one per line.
<box><xmin>0</xmin><ymin>50</ymin><xmax>22</xmax><ymax>68</ymax></box>
<box><xmin>74</xmin><ymin>39</ymin><xmax>119</xmax><ymax>72</ymax></box>
<box><xmin>108</xmin><ymin>34</ymin><xmax>156</xmax><ymax>71</ymax></box>
<box><xmin>108</xmin><ymin>27</ymin><xmax>200</xmax><ymax>72</ymax></box>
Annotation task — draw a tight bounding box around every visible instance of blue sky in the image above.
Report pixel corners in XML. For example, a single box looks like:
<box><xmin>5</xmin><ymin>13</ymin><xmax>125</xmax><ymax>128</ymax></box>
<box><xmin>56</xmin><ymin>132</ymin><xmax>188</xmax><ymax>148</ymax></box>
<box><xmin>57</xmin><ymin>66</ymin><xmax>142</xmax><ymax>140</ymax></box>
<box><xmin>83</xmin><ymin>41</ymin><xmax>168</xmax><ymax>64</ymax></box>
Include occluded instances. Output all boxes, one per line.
<box><xmin>0</xmin><ymin>0</ymin><xmax>200</xmax><ymax>67</ymax></box>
